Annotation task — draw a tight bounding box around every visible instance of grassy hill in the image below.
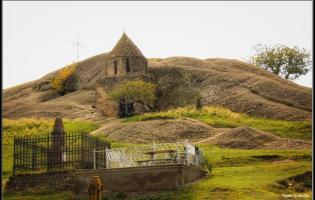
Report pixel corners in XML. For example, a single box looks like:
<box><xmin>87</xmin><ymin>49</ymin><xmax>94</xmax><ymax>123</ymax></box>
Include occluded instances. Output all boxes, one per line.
<box><xmin>2</xmin><ymin>54</ymin><xmax>312</xmax><ymax>199</ymax></box>
<box><xmin>2</xmin><ymin>56</ymin><xmax>312</xmax><ymax>121</ymax></box>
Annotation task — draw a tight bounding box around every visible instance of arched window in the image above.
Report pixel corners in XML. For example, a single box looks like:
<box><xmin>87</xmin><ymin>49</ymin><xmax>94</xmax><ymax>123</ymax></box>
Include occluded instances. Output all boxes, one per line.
<box><xmin>126</xmin><ymin>58</ymin><xmax>130</xmax><ymax>73</ymax></box>
<box><xmin>114</xmin><ymin>60</ymin><xmax>117</xmax><ymax>74</ymax></box>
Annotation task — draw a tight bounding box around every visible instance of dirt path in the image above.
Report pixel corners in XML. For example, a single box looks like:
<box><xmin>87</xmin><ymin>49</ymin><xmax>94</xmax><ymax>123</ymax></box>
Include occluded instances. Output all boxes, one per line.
<box><xmin>195</xmin><ymin>132</ymin><xmax>226</xmax><ymax>144</ymax></box>
<box><xmin>90</xmin><ymin>117</ymin><xmax>122</xmax><ymax>135</ymax></box>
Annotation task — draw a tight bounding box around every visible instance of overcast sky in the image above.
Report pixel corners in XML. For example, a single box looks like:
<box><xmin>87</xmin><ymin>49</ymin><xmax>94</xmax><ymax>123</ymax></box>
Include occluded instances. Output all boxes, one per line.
<box><xmin>3</xmin><ymin>1</ymin><xmax>313</xmax><ymax>89</ymax></box>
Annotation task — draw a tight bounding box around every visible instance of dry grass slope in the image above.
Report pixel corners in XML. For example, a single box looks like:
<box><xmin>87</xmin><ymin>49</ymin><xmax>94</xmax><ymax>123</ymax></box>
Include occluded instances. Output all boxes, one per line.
<box><xmin>208</xmin><ymin>126</ymin><xmax>311</xmax><ymax>150</ymax></box>
<box><xmin>2</xmin><ymin>55</ymin><xmax>312</xmax><ymax>122</ymax></box>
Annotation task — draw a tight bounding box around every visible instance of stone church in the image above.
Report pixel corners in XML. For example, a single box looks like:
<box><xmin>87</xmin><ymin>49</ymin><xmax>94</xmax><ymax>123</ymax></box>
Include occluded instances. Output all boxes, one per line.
<box><xmin>105</xmin><ymin>32</ymin><xmax>148</xmax><ymax>77</ymax></box>
<box><xmin>95</xmin><ymin>33</ymin><xmax>153</xmax><ymax>117</ymax></box>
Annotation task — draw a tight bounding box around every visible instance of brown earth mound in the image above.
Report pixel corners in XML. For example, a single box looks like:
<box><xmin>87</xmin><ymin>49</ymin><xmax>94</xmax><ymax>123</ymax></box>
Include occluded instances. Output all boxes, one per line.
<box><xmin>207</xmin><ymin>126</ymin><xmax>312</xmax><ymax>150</ymax></box>
<box><xmin>3</xmin><ymin>56</ymin><xmax>312</xmax><ymax>121</ymax></box>
<box><xmin>94</xmin><ymin>118</ymin><xmax>230</xmax><ymax>144</ymax></box>
<box><xmin>3</xmin><ymin>89</ymin><xmax>99</xmax><ymax>121</ymax></box>
<box><xmin>149</xmin><ymin>58</ymin><xmax>312</xmax><ymax>121</ymax></box>
<box><xmin>91</xmin><ymin>119</ymin><xmax>311</xmax><ymax>150</ymax></box>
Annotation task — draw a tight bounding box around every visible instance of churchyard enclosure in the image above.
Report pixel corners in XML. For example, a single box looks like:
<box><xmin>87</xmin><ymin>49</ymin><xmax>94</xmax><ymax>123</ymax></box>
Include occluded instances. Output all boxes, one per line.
<box><xmin>102</xmin><ymin>140</ymin><xmax>204</xmax><ymax>169</ymax></box>
<box><xmin>13</xmin><ymin>131</ymin><xmax>111</xmax><ymax>175</ymax></box>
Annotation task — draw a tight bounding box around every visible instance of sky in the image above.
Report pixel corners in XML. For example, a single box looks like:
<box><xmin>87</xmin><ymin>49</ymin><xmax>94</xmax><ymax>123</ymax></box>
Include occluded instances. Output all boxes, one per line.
<box><xmin>3</xmin><ymin>1</ymin><xmax>313</xmax><ymax>89</ymax></box>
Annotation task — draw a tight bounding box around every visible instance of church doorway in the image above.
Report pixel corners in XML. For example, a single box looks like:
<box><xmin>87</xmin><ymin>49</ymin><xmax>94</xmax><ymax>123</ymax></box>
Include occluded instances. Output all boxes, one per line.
<box><xmin>119</xmin><ymin>99</ymin><xmax>134</xmax><ymax>118</ymax></box>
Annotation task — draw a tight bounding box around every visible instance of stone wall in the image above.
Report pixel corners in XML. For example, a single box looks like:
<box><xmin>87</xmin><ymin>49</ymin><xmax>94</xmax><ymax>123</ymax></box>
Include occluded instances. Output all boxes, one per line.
<box><xmin>75</xmin><ymin>164</ymin><xmax>207</xmax><ymax>193</ymax></box>
<box><xmin>106</xmin><ymin>56</ymin><xmax>148</xmax><ymax>78</ymax></box>
<box><xmin>5</xmin><ymin>171</ymin><xmax>75</xmax><ymax>192</ymax></box>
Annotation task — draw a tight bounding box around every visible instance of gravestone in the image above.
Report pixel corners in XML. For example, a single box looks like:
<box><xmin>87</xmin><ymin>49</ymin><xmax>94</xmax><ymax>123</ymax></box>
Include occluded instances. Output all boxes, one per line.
<box><xmin>49</xmin><ymin>118</ymin><xmax>66</xmax><ymax>166</ymax></box>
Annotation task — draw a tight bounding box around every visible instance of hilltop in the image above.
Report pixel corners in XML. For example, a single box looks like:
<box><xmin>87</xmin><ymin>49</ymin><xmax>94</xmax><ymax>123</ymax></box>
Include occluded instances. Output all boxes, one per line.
<box><xmin>3</xmin><ymin>55</ymin><xmax>312</xmax><ymax>121</ymax></box>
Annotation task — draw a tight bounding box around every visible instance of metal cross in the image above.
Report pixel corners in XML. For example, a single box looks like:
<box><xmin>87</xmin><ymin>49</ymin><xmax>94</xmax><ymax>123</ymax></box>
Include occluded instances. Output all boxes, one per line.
<box><xmin>70</xmin><ymin>33</ymin><xmax>86</xmax><ymax>62</ymax></box>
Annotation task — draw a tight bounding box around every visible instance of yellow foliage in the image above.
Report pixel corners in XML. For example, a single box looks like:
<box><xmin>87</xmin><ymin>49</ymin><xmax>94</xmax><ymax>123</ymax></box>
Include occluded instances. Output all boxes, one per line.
<box><xmin>50</xmin><ymin>62</ymin><xmax>76</xmax><ymax>93</ymax></box>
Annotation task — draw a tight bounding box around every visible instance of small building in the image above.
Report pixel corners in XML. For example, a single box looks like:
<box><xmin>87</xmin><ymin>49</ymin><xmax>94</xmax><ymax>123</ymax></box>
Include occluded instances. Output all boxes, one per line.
<box><xmin>106</xmin><ymin>33</ymin><xmax>148</xmax><ymax>77</ymax></box>
<box><xmin>95</xmin><ymin>33</ymin><xmax>153</xmax><ymax>117</ymax></box>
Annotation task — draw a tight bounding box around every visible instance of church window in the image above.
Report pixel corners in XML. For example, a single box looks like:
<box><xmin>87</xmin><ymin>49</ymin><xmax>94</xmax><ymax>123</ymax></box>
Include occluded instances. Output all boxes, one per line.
<box><xmin>126</xmin><ymin>58</ymin><xmax>130</xmax><ymax>73</ymax></box>
<box><xmin>114</xmin><ymin>60</ymin><xmax>117</xmax><ymax>74</ymax></box>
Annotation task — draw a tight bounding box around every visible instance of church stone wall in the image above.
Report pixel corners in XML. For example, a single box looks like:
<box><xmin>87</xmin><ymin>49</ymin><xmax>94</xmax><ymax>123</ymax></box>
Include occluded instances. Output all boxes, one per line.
<box><xmin>106</xmin><ymin>56</ymin><xmax>148</xmax><ymax>78</ymax></box>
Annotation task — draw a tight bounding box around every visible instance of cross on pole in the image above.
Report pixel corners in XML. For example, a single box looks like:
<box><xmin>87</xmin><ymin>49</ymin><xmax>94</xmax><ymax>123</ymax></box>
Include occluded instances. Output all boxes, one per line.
<box><xmin>70</xmin><ymin>33</ymin><xmax>86</xmax><ymax>62</ymax></box>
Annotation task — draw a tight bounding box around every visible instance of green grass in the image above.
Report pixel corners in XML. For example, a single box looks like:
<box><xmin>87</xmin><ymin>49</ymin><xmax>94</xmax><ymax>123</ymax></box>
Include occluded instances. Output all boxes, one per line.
<box><xmin>2</xmin><ymin>117</ymin><xmax>99</xmax><ymax>194</ymax></box>
<box><xmin>122</xmin><ymin>106</ymin><xmax>312</xmax><ymax>141</ymax></box>
<box><xmin>94</xmin><ymin>134</ymin><xmax>137</xmax><ymax>149</ymax></box>
<box><xmin>199</xmin><ymin>144</ymin><xmax>312</xmax><ymax>168</ymax></box>
<box><xmin>3</xmin><ymin>141</ymin><xmax>312</xmax><ymax>200</ymax></box>
<box><xmin>180</xmin><ymin>161</ymin><xmax>312</xmax><ymax>200</ymax></box>
<box><xmin>3</xmin><ymin>191</ymin><xmax>76</xmax><ymax>200</ymax></box>
<box><xmin>3</xmin><ymin>117</ymin><xmax>312</xmax><ymax>200</ymax></box>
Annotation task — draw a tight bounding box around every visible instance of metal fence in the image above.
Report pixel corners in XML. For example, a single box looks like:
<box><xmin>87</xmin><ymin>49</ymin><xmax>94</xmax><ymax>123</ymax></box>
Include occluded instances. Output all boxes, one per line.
<box><xmin>94</xmin><ymin>139</ymin><xmax>204</xmax><ymax>169</ymax></box>
<box><xmin>13</xmin><ymin>131</ymin><xmax>111</xmax><ymax>175</ymax></box>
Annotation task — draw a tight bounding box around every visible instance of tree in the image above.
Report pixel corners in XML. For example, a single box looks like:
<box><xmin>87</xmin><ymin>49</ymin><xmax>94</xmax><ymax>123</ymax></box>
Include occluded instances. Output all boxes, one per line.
<box><xmin>244</xmin><ymin>44</ymin><xmax>312</xmax><ymax>80</ymax></box>
<box><xmin>50</xmin><ymin>62</ymin><xmax>76</xmax><ymax>94</ymax></box>
<box><xmin>108</xmin><ymin>80</ymin><xmax>156</xmax><ymax>112</ymax></box>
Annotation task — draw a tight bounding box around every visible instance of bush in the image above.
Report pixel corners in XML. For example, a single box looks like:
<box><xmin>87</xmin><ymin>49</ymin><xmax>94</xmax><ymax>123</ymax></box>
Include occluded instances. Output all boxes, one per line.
<box><xmin>50</xmin><ymin>62</ymin><xmax>76</xmax><ymax>94</ymax></box>
<box><xmin>195</xmin><ymin>96</ymin><xmax>203</xmax><ymax>110</ymax></box>
<box><xmin>200</xmin><ymin>157</ymin><xmax>213</xmax><ymax>173</ymax></box>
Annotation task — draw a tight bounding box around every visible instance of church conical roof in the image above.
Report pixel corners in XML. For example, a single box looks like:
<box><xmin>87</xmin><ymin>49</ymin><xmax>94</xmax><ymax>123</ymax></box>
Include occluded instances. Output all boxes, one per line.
<box><xmin>109</xmin><ymin>33</ymin><xmax>145</xmax><ymax>58</ymax></box>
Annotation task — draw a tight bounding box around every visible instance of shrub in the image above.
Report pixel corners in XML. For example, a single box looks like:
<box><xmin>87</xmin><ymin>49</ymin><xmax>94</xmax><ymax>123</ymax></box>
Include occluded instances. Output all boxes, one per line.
<box><xmin>50</xmin><ymin>61</ymin><xmax>76</xmax><ymax>94</ymax></box>
<box><xmin>200</xmin><ymin>157</ymin><xmax>213</xmax><ymax>173</ymax></box>
<box><xmin>195</xmin><ymin>96</ymin><xmax>203</xmax><ymax>110</ymax></box>
<box><xmin>108</xmin><ymin>80</ymin><xmax>156</xmax><ymax>112</ymax></box>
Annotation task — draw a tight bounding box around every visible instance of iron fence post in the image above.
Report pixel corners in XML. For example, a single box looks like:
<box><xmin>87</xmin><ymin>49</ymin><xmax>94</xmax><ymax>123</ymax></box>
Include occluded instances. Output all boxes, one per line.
<box><xmin>81</xmin><ymin>131</ymin><xmax>84</xmax><ymax>169</ymax></box>
<box><xmin>93</xmin><ymin>149</ymin><xmax>96</xmax><ymax>169</ymax></box>
<box><xmin>185</xmin><ymin>139</ymin><xmax>189</xmax><ymax>165</ymax></box>
<box><xmin>176</xmin><ymin>143</ymin><xmax>179</xmax><ymax>163</ymax></box>
<box><xmin>106</xmin><ymin>147</ymin><xmax>109</xmax><ymax>169</ymax></box>
<box><xmin>195</xmin><ymin>151</ymin><xmax>198</xmax><ymax>167</ymax></box>
<box><xmin>13</xmin><ymin>135</ymin><xmax>16</xmax><ymax>176</ymax></box>
<box><xmin>47</xmin><ymin>132</ymin><xmax>50</xmax><ymax>172</ymax></box>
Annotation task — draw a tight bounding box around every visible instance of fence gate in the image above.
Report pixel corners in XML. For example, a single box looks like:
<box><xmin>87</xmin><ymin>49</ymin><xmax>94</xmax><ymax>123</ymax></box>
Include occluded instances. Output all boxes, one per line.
<box><xmin>13</xmin><ymin>131</ymin><xmax>111</xmax><ymax>175</ymax></box>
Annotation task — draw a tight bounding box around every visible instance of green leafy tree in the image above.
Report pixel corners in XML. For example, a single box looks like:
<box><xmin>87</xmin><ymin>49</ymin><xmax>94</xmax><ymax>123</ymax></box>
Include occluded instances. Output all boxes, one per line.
<box><xmin>108</xmin><ymin>80</ymin><xmax>156</xmax><ymax>112</ymax></box>
<box><xmin>50</xmin><ymin>62</ymin><xmax>76</xmax><ymax>94</ymax></box>
<box><xmin>244</xmin><ymin>44</ymin><xmax>312</xmax><ymax>80</ymax></box>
